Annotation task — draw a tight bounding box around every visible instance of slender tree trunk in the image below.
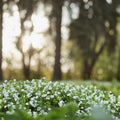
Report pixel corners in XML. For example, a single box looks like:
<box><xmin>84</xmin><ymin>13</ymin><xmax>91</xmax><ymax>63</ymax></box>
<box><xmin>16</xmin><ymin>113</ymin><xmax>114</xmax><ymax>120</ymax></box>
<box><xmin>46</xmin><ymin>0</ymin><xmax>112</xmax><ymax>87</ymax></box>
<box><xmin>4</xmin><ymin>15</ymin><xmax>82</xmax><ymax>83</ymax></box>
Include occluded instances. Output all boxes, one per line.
<box><xmin>81</xmin><ymin>26</ymin><xmax>107</xmax><ymax>80</ymax></box>
<box><xmin>117</xmin><ymin>48</ymin><xmax>120</xmax><ymax>81</ymax></box>
<box><xmin>82</xmin><ymin>50</ymin><xmax>103</xmax><ymax>80</ymax></box>
<box><xmin>82</xmin><ymin>59</ymin><xmax>93</xmax><ymax>80</ymax></box>
<box><xmin>23</xmin><ymin>66</ymin><xmax>30</xmax><ymax>79</ymax></box>
<box><xmin>0</xmin><ymin>0</ymin><xmax>3</xmax><ymax>81</ymax></box>
<box><xmin>22</xmin><ymin>54</ymin><xmax>30</xmax><ymax>79</ymax></box>
<box><xmin>52</xmin><ymin>2</ymin><xmax>63</xmax><ymax>81</ymax></box>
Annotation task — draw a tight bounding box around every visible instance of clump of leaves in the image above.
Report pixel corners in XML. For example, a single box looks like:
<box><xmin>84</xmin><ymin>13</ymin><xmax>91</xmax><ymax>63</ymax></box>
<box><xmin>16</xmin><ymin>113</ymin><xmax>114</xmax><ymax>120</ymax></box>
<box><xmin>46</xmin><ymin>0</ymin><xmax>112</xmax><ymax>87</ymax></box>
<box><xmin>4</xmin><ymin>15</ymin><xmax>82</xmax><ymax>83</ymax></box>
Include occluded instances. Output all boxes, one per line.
<box><xmin>0</xmin><ymin>103</ymin><xmax>115</xmax><ymax>120</ymax></box>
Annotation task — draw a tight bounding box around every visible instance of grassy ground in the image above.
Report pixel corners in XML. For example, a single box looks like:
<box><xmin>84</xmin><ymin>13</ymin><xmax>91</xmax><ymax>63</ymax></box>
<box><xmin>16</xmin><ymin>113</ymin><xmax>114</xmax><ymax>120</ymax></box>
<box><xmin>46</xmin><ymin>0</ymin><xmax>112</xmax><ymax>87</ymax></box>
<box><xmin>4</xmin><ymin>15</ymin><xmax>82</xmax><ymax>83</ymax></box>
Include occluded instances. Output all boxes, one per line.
<box><xmin>65</xmin><ymin>80</ymin><xmax>120</xmax><ymax>96</ymax></box>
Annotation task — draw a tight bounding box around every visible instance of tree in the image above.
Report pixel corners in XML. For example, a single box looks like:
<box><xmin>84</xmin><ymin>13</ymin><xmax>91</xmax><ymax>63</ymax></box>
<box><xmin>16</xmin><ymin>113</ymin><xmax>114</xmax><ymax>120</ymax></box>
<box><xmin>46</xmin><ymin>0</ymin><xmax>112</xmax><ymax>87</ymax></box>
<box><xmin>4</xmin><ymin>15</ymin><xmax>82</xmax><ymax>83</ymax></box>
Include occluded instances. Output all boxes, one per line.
<box><xmin>14</xmin><ymin>0</ymin><xmax>39</xmax><ymax>79</ymax></box>
<box><xmin>43</xmin><ymin>0</ymin><xmax>65</xmax><ymax>81</ymax></box>
<box><xmin>16</xmin><ymin>42</ymin><xmax>38</xmax><ymax>79</ymax></box>
<box><xmin>0</xmin><ymin>0</ymin><xmax>3</xmax><ymax>81</ymax></box>
<box><xmin>52</xmin><ymin>1</ymin><xmax>64</xmax><ymax>81</ymax></box>
<box><xmin>116</xmin><ymin>49</ymin><xmax>120</xmax><ymax>80</ymax></box>
<box><xmin>116</xmin><ymin>1</ymin><xmax>120</xmax><ymax>81</ymax></box>
<box><xmin>69</xmin><ymin>0</ymin><xmax>118</xmax><ymax>79</ymax></box>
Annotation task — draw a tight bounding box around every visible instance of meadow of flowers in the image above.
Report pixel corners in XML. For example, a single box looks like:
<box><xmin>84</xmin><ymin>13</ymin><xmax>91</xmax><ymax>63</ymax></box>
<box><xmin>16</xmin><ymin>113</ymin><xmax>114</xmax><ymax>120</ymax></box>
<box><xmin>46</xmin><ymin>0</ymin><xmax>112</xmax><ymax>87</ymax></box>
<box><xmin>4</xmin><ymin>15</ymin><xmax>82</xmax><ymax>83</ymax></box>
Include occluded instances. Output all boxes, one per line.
<box><xmin>0</xmin><ymin>79</ymin><xmax>120</xmax><ymax>120</ymax></box>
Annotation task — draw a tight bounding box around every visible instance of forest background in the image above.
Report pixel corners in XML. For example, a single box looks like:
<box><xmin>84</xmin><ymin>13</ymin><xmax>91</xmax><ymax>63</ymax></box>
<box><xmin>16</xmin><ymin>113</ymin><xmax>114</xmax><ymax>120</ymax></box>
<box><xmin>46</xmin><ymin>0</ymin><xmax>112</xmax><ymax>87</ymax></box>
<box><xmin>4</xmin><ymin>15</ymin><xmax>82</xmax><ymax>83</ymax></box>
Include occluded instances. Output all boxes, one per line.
<box><xmin>0</xmin><ymin>0</ymin><xmax>120</xmax><ymax>81</ymax></box>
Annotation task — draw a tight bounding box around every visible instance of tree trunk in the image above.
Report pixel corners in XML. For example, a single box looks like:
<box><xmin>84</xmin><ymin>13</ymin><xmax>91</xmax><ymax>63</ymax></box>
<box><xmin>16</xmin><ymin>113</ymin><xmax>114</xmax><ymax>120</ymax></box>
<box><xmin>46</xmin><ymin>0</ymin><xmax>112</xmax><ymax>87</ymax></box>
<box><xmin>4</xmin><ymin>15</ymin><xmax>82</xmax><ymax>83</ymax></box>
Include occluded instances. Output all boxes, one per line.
<box><xmin>82</xmin><ymin>59</ymin><xmax>93</xmax><ymax>80</ymax></box>
<box><xmin>82</xmin><ymin>53</ymin><xmax>101</xmax><ymax>80</ymax></box>
<box><xmin>52</xmin><ymin>2</ymin><xmax>63</xmax><ymax>81</ymax></box>
<box><xmin>23</xmin><ymin>66</ymin><xmax>30</xmax><ymax>79</ymax></box>
<box><xmin>0</xmin><ymin>0</ymin><xmax>3</xmax><ymax>81</ymax></box>
<box><xmin>22</xmin><ymin>54</ymin><xmax>30</xmax><ymax>79</ymax></box>
<box><xmin>117</xmin><ymin>48</ymin><xmax>120</xmax><ymax>81</ymax></box>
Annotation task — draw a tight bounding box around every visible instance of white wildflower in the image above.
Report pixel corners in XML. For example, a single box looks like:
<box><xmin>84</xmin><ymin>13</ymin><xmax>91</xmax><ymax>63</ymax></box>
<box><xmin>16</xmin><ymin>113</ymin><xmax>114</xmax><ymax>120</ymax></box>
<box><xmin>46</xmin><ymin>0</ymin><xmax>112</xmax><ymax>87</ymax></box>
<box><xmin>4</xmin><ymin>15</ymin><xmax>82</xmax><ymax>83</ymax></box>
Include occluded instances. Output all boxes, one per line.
<box><xmin>33</xmin><ymin>111</ymin><xmax>37</xmax><ymax>118</ymax></box>
<box><xmin>50</xmin><ymin>95</ymin><xmax>54</xmax><ymax>98</ymax></box>
<box><xmin>58</xmin><ymin>100</ymin><xmax>64</xmax><ymax>107</ymax></box>
<box><xmin>73</xmin><ymin>96</ymin><xmax>78</xmax><ymax>100</ymax></box>
<box><xmin>42</xmin><ymin>94</ymin><xmax>47</xmax><ymax>97</ymax></box>
<box><xmin>6</xmin><ymin>110</ymin><xmax>15</xmax><ymax>115</ymax></box>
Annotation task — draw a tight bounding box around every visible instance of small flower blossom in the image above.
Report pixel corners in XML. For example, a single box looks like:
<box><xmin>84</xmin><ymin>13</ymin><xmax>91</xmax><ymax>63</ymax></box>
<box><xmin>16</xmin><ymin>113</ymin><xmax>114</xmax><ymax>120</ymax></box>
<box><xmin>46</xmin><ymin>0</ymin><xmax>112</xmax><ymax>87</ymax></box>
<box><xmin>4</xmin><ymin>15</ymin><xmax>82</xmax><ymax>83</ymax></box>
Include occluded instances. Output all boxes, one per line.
<box><xmin>58</xmin><ymin>100</ymin><xmax>64</xmax><ymax>107</ymax></box>
<box><xmin>6</xmin><ymin>110</ymin><xmax>15</xmax><ymax>115</ymax></box>
<box><xmin>42</xmin><ymin>94</ymin><xmax>47</xmax><ymax>98</ymax></box>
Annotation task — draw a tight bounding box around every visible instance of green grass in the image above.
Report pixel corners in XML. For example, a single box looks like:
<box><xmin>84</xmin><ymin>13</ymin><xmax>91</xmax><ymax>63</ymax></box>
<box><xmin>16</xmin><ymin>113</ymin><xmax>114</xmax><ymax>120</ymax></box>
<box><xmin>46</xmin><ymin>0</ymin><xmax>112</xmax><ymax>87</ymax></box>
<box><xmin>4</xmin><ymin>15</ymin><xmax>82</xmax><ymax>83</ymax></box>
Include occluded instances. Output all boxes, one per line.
<box><xmin>66</xmin><ymin>80</ymin><xmax>120</xmax><ymax>96</ymax></box>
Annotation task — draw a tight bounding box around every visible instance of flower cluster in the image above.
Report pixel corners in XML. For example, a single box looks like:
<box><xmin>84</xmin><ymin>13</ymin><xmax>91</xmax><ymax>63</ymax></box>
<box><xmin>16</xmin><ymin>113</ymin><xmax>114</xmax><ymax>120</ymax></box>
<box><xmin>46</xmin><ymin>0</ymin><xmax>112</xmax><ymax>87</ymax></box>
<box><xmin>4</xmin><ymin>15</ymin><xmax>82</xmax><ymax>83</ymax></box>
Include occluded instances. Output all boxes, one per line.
<box><xmin>0</xmin><ymin>79</ymin><xmax>119</xmax><ymax>119</ymax></box>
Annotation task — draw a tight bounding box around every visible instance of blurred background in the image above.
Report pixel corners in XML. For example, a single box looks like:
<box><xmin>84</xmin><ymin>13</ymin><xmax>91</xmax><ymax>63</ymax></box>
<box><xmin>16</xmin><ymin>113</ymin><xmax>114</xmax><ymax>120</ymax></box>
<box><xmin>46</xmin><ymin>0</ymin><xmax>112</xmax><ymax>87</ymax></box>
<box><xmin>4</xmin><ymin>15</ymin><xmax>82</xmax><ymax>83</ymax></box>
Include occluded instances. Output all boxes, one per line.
<box><xmin>0</xmin><ymin>0</ymin><xmax>120</xmax><ymax>81</ymax></box>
